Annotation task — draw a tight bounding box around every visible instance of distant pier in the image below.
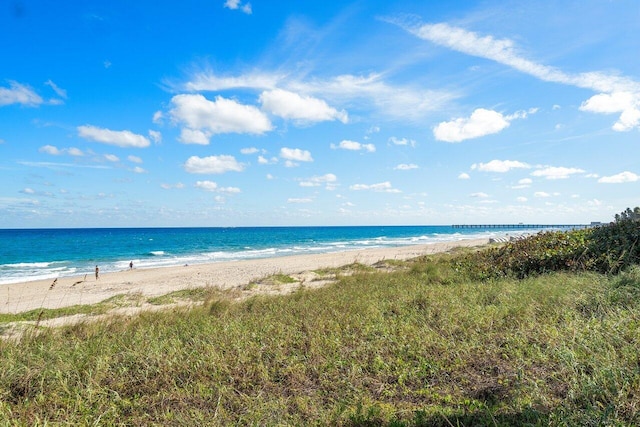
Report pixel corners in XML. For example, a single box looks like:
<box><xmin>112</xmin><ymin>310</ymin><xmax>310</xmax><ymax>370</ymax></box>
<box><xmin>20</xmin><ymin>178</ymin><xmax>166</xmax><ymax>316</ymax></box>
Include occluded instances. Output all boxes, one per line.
<box><xmin>452</xmin><ymin>224</ymin><xmax>588</xmax><ymax>229</ymax></box>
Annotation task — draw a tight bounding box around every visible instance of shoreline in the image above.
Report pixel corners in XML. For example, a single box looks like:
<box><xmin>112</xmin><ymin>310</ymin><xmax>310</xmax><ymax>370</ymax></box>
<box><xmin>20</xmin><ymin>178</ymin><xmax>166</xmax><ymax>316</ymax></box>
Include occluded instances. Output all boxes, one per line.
<box><xmin>1</xmin><ymin>238</ymin><xmax>489</xmax><ymax>314</ymax></box>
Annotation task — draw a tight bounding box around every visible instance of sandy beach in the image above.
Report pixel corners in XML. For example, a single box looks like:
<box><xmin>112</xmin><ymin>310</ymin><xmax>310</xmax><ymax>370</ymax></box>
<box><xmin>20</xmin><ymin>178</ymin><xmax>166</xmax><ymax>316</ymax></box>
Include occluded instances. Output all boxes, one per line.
<box><xmin>1</xmin><ymin>238</ymin><xmax>488</xmax><ymax>314</ymax></box>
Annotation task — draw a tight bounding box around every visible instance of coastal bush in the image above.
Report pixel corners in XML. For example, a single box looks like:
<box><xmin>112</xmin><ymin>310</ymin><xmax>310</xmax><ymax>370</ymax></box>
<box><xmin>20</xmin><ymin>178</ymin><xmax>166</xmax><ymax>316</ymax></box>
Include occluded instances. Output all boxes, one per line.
<box><xmin>455</xmin><ymin>206</ymin><xmax>640</xmax><ymax>280</ymax></box>
<box><xmin>453</xmin><ymin>229</ymin><xmax>593</xmax><ymax>280</ymax></box>
<box><xmin>587</xmin><ymin>207</ymin><xmax>640</xmax><ymax>274</ymax></box>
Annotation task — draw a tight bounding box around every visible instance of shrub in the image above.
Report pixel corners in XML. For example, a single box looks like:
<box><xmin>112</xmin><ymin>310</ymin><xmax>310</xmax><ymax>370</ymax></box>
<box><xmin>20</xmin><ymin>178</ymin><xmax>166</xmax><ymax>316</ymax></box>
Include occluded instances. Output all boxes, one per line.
<box><xmin>587</xmin><ymin>209</ymin><xmax>640</xmax><ymax>274</ymax></box>
<box><xmin>454</xmin><ymin>206</ymin><xmax>640</xmax><ymax>279</ymax></box>
<box><xmin>454</xmin><ymin>229</ymin><xmax>593</xmax><ymax>280</ymax></box>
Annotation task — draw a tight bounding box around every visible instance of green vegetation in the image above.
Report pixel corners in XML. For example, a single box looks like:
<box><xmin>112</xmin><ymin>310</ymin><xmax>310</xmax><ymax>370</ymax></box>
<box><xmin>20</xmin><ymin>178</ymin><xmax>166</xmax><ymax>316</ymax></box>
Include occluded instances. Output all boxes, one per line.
<box><xmin>456</xmin><ymin>207</ymin><xmax>640</xmax><ymax>279</ymax></box>
<box><xmin>0</xmin><ymin>208</ymin><xmax>639</xmax><ymax>425</ymax></box>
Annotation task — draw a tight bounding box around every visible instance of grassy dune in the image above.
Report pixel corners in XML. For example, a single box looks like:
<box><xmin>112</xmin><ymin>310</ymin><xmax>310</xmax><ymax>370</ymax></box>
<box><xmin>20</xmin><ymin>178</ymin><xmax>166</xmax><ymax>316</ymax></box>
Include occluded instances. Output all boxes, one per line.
<box><xmin>1</xmin><ymin>248</ymin><xmax>639</xmax><ymax>425</ymax></box>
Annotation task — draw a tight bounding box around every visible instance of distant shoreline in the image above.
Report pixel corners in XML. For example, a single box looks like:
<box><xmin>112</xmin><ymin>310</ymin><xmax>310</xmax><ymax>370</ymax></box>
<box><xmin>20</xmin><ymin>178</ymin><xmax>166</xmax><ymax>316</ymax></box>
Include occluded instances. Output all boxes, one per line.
<box><xmin>1</xmin><ymin>238</ymin><xmax>489</xmax><ymax>314</ymax></box>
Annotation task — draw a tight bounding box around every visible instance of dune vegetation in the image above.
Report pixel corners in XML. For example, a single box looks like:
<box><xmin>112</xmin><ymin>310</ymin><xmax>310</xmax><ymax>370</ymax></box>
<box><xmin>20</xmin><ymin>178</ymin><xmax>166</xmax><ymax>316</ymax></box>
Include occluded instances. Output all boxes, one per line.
<box><xmin>0</xmin><ymin>208</ymin><xmax>639</xmax><ymax>426</ymax></box>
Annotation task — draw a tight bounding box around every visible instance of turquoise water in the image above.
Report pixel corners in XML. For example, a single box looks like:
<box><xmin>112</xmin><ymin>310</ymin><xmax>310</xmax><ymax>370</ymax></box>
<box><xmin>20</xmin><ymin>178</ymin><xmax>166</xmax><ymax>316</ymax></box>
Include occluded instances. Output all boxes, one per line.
<box><xmin>0</xmin><ymin>226</ymin><xmax>540</xmax><ymax>284</ymax></box>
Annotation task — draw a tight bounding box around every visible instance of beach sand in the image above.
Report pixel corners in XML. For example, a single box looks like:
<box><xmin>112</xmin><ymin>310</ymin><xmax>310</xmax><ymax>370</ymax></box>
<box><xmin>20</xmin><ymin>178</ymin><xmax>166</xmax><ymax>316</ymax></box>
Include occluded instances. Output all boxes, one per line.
<box><xmin>1</xmin><ymin>238</ymin><xmax>488</xmax><ymax>315</ymax></box>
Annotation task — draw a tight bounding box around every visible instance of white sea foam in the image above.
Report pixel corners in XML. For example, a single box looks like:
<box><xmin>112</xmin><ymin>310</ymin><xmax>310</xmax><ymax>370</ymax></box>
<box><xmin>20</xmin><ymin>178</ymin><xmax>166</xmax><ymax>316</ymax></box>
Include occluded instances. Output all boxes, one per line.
<box><xmin>0</xmin><ymin>226</ymin><xmax>547</xmax><ymax>285</ymax></box>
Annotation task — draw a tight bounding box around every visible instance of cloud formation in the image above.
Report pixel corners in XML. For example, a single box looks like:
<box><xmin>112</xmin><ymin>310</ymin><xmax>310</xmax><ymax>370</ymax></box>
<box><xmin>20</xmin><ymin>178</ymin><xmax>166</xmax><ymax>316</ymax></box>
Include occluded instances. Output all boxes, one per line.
<box><xmin>181</xmin><ymin>71</ymin><xmax>457</xmax><ymax>122</ymax></box>
<box><xmin>183</xmin><ymin>155</ymin><xmax>245</xmax><ymax>174</ymax></box>
<box><xmin>223</xmin><ymin>0</ymin><xmax>252</xmax><ymax>14</ymax></box>
<box><xmin>280</xmin><ymin>147</ymin><xmax>313</xmax><ymax>163</ymax></box>
<box><xmin>170</xmin><ymin>94</ymin><xmax>272</xmax><ymax>143</ymax></box>
<box><xmin>330</xmin><ymin>140</ymin><xmax>375</xmax><ymax>152</ymax></box>
<box><xmin>433</xmin><ymin>109</ymin><xmax>509</xmax><ymax>142</ymax></box>
<box><xmin>299</xmin><ymin>173</ymin><xmax>337</xmax><ymax>189</ymax></box>
<box><xmin>471</xmin><ymin>160</ymin><xmax>530</xmax><ymax>173</ymax></box>
<box><xmin>350</xmin><ymin>181</ymin><xmax>401</xmax><ymax>193</ymax></box>
<box><xmin>394</xmin><ymin>164</ymin><xmax>418</xmax><ymax>170</ymax></box>
<box><xmin>39</xmin><ymin>145</ymin><xmax>84</xmax><ymax>156</ymax></box>
<box><xmin>531</xmin><ymin>166</ymin><xmax>585</xmax><ymax>180</ymax></box>
<box><xmin>259</xmin><ymin>89</ymin><xmax>348</xmax><ymax>124</ymax></box>
<box><xmin>398</xmin><ymin>20</ymin><xmax>640</xmax><ymax>131</ymax></box>
<box><xmin>195</xmin><ymin>180</ymin><xmax>241</xmax><ymax>193</ymax></box>
<box><xmin>77</xmin><ymin>125</ymin><xmax>151</xmax><ymax>148</ymax></box>
<box><xmin>389</xmin><ymin>137</ymin><xmax>416</xmax><ymax>147</ymax></box>
<box><xmin>0</xmin><ymin>81</ymin><xmax>44</xmax><ymax>107</ymax></box>
<box><xmin>598</xmin><ymin>171</ymin><xmax>639</xmax><ymax>184</ymax></box>
<box><xmin>433</xmin><ymin>108</ymin><xmax>536</xmax><ymax>142</ymax></box>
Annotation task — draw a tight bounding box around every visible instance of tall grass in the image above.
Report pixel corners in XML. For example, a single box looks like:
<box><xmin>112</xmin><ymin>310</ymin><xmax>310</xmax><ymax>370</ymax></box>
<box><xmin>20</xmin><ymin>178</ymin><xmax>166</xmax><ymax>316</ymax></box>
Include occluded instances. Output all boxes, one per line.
<box><xmin>1</xmin><ymin>254</ymin><xmax>639</xmax><ymax>425</ymax></box>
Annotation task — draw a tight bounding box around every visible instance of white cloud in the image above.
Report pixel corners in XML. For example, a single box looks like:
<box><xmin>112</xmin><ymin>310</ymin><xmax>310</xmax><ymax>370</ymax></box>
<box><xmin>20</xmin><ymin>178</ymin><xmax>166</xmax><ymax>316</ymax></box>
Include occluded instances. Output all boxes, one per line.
<box><xmin>132</xmin><ymin>166</ymin><xmax>147</xmax><ymax>174</ymax></box>
<box><xmin>161</xmin><ymin>182</ymin><xmax>185</xmax><ymax>190</ymax></box>
<box><xmin>179</xmin><ymin>128</ymin><xmax>211</xmax><ymax>145</ymax></box>
<box><xmin>288</xmin><ymin>198</ymin><xmax>313</xmax><ymax>204</ymax></box>
<box><xmin>458</xmin><ymin>172</ymin><xmax>470</xmax><ymax>180</ymax></box>
<box><xmin>291</xmin><ymin>73</ymin><xmax>456</xmax><ymax>122</ymax></box>
<box><xmin>258</xmin><ymin>155</ymin><xmax>277</xmax><ymax>165</ymax></box>
<box><xmin>259</xmin><ymin>89</ymin><xmax>348</xmax><ymax>124</ymax></box>
<box><xmin>280</xmin><ymin>147</ymin><xmax>313</xmax><ymax>162</ymax></box>
<box><xmin>39</xmin><ymin>145</ymin><xmax>61</xmax><ymax>155</ymax></box>
<box><xmin>128</xmin><ymin>155</ymin><xmax>143</xmax><ymax>164</ymax></box>
<box><xmin>531</xmin><ymin>166</ymin><xmax>585</xmax><ymax>180</ymax></box>
<box><xmin>152</xmin><ymin>111</ymin><xmax>164</xmax><ymax>124</ymax></box>
<box><xmin>104</xmin><ymin>154</ymin><xmax>119</xmax><ymax>162</ymax></box>
<box><xmin>169</xmin><ymin>94</ymin><xmax>272</xmax><ymax>136</ymax></box>
<box><xmin>598</xmin><ymin>171</ymin><xmax>639</xmax><ymax>184</ymax></box>
<box><xmin>148</xmin><ymin>130</ymin><xmax>162</xmax><ymax>143</ymax></box>
<box><xmin>471</xmin><ymin>160</ymin><xmax>530</xmax><ymax>173</ymax></box>
<box><xmin>331</xmin><ymin>140</ymin><xmax>375</xmax><ymax>152</ymax></box>
<box><xmin>0</xmin><ymin>81</ymin><xmax>43</xmax><ymax>107</ymax></box>
<box><xmin>534</xmin><ymin>191</ymin><xmax>551</xmax><ymax>198</ymax></box>
<box><xmin>78</xmin><ymin>125</ymin><xmax>151</xmax><ymax>148</ymax></box>
<box><xmin>299</xmin><ymin>173</ymin><xmax>337</xmax><ymax>189</ymax></box>
<box><xmin>184</xmin><ymin>155</ymin><xmax>245</xmax><ymax>174</ymax></box>
<box><xmin>44</xmin><ymin>80</ymin><xmax>67</xmax><ymax>99</ymax></box>
<box><xmin>241</xmin><ymin>147</ymin><xmax>260</xmax><ymax>155</ymax></box>
<box><xmin>350</xmin><ymin>181</ymin><xmax>401</xmax><ymax>193</ymax></box>
<box><xmin>516</xmin><ymin>197</ymin><xmax>528</xmax><ymax>203</ymax></box>
<box><xmin>224</xmin><ymin>0</ymin><xmax>252</xmax><ymax>14</ymax></box>
<box><xmin>511</xmin><ymin>177</ymin><xmax>532</xmax><ymax>189</ymax></box>
<box><xmin>39</xmin><ymin>145</ymin><xmax>85</xmax><ymax>157</ymax></box>
<box><xmin>67</xmin><ymin>147</ymin><xmax>84</xmax><ymax>157</ymax></box>
<box><xmin>184</xmin><ymin>71</ymin><xmax>283</xmax><ymax>92</ymax></box>
<box><xmin>400</xmin><ymin>20</ymin><xmax>640</xmax><ymax>131</ymax></box>
<box><xmin>433</xmin><ymin>108</ymin><xmax>510</xmax><ymax>142</ymax></box>
<box><xmin>182</xmin><ymin>71</ymin><xmax>457</xmax><ymax>122</ymax></box>
<box><xmin>394</xmin><ymin>163</ymin><xmax>418</xmax><ymax>170</ymax></box>
<box><xmin>470</xmin><ymin>192</ymin><xmax>489</xmax><ymax>198</ymax></box>
<box><xmin>195</xmin><ymin>180</ymin><xmax>219</xmax><ymax>191</ymax></box>
<box><xmin>195</xmin><ymin>180</ymin><xmax>242</xmax><ymax>193</ymax></box>
<box><xmin>580</xmin><ymin>92</ymin><xmax>640</xmax><ymax>131</ymax></box>
<box><xmin>389</xmin><ymin>136</ymin><xmax>416</xmax><ymax>147</ymax></box>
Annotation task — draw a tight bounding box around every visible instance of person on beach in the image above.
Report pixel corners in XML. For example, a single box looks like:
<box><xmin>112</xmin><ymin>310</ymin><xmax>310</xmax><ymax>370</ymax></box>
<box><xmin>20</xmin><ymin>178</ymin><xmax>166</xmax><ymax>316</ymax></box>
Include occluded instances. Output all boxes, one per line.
<box><xmin>95</xmin><ymin>265</ymin><xmax>99</xmax><ymax>280</ymax></box>
<box><xmin>129</xmin><ymin>261</ymin><xmax>133</xmax><ymax>270</ymax></box>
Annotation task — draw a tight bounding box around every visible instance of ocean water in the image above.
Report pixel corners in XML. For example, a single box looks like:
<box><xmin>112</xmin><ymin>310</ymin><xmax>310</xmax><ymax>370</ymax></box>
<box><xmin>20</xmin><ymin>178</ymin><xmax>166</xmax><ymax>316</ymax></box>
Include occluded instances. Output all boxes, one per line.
<box><xmin>0</xmin><ymin>226</ymin><xmax>543</xmax><ymax>285</ymax></box>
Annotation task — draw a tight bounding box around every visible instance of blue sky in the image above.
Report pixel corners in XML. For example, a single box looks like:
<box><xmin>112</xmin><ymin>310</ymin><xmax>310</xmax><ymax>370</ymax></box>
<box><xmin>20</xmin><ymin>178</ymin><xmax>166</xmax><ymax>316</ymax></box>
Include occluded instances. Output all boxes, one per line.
<box><xmin>1</xmin><ymin>0</ymin><xmax>639</xmax><ymax>228</ymax></box>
